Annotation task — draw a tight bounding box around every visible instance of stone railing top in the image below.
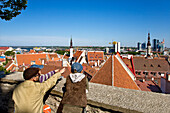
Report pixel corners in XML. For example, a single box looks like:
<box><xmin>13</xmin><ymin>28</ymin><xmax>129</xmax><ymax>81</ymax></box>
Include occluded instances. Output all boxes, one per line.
<box><xmin>2</xmin><ymin>72</ymin><xmax>170</xmax><ymax>113</ymax></box>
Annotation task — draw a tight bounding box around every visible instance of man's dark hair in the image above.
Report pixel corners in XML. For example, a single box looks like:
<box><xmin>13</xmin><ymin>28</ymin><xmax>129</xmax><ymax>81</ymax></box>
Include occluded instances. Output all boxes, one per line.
<box><xmin>23</xmin><ymin>68</ymin><xmax>40</xmax><ymax>80</ymax></box>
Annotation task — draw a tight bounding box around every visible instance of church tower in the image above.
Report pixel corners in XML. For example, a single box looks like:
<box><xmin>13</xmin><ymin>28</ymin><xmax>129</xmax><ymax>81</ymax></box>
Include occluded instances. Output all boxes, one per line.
<box><xmin>147</xmin><ymin>33</ymin><xmax>151</xmax><ymax>56</ymax></box>
<box><xmin>70</xmin><ymin>36</ymin><xmax>73</xmax><ymax>58</ymax></box>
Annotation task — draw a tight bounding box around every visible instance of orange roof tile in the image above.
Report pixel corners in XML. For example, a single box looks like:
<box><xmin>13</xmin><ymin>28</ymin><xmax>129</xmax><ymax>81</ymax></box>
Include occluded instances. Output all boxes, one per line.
<box><xmin>16</xmin><ymin>54</ymin><xmax>47</xmax><ymax>66</ymax></box>
<box><xmin>74</xmin><ymin>51</ymin><xmax>83</xmax><ymax>62</ymax></box>
<box><xmin>114</xmin><ymin>56</ymin><xmax>139</xmax><ymax>90</ymax></box>
<box><xmin>29</xmin><ymin>49</ymin><xmax>36</xmax><ymax>53</ymax></box>
<box><xmin>135</xmin><ymin>80</ymin><xmax>162</xmax><ymax>92</ymax></box>
<box><xmin>91</xmin><ymin>55</ymin><xmax>140</xmax><ymax>90</ymax></box>
<box><xmin>82</xmin><ymin>63</ymin><xmax>96</xmax><ymax>77</ymax></box>
<box><xmin>0</xmin><ymin>58</ymin><xmax>5</xmax><ymax>62</ymax></box>
<box><xmin>46</xmin><ymin>61</ymin><xmax>62</xmax><ymax>67</ymax></box>
<box><xmin>87</xmin><ymin>51</ymin><xmax>104</xmax><ymax>63</ymax></box>
<box><xmin>0</xmin><ymin>47</ymin><xmax>9</xmax><ymax>50</ymax></box>
<box><xmin>90</xmin><ymin>56</ymin><xmax>112</xmax><ymax>85</ymax></box>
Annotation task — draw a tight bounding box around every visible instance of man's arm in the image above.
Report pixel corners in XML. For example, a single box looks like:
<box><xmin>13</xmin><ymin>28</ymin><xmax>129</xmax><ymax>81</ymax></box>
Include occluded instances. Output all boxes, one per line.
<box><xmin>39</xmin><ymin>69</ymin><xmax>59</xmax><ymax>83</ymax></box>
<box><xmin>39</xmin><ymin>68</ymin><xmax>65</xmax><ymax>94</ymax></box>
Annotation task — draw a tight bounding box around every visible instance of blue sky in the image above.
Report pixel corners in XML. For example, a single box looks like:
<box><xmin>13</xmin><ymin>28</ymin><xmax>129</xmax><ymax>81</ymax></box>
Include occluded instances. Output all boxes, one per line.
<box><xmin>0</xmin><ymin>0</ymin><xmax>170</xmax><ymax>47</ymax></box>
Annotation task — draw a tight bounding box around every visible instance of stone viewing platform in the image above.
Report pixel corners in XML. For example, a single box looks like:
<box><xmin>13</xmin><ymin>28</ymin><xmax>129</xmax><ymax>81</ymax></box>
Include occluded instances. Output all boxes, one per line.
<box><xmin>1</xmin><ymin>72</ymin><xmax>170</xmax><ymax>113</ymax></box>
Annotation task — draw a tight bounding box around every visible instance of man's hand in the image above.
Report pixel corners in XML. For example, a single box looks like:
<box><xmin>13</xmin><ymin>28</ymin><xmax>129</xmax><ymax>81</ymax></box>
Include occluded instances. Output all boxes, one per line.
<box><xmin>54</xmin><ymin>69</ymin><xmax>59</xmax><ymax>73</ymax></box>
<box><xmin>59</xmin><ymin>68</ymin><xmax>65</xmax><ymax>74</ymax></box>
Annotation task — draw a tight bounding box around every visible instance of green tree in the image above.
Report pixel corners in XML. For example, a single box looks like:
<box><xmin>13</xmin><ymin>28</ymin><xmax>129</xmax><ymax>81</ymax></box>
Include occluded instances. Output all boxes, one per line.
<box><xmin>4</xmin><ymin>50</ymin><xmax>15</xmax><ymax>56</ymax></box>
<box><xmin>0</xmin><ymin>0</ymin><xmax>27</xmax><ymax>21</ymax></box>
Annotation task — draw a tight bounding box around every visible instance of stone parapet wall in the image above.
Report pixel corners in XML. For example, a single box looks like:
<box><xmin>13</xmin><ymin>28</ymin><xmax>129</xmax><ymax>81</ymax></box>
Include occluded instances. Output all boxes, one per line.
<box><xmin>1</xmin><ymin>72</ymin><xmax>170</xmax><ymax>113</ymax></box>
<box><xmin>54</xmin><ymin>78</ymin><xmax>170</xmax><ymax>113</ymax></box>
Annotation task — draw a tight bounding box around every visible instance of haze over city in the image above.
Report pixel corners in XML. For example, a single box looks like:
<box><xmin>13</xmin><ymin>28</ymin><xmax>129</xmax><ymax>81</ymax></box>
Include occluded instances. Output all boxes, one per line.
<box><xmin>0</xmin><ymin>0</ymin><xmax>170</xmax><ymax>47</ymax></box>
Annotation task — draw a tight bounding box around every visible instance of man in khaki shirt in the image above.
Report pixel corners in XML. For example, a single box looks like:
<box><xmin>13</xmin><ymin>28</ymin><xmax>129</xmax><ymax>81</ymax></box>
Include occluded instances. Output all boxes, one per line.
<box><xmin>12</xmin><ymin>67</ymin><xmax>65</xmax><ymax>113</ymax></box>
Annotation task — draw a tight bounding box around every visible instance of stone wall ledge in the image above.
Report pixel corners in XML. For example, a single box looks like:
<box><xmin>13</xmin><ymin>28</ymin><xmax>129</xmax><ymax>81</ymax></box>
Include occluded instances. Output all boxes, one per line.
<box><xmin>1</xmin><ymin>72</ymin><xmax>170</xmax><ymax>113</ymax></box>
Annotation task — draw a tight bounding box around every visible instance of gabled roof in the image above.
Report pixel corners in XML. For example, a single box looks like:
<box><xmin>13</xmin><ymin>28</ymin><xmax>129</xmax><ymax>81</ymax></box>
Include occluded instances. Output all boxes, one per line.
<box><xmin>82</xmin><ymin>63</ymin><xmax>96</xmax><ymax>77</ymax></box>
<box><xmin>29</xmin><ymin>49</ymin><xmax>36</xmax><ymax>53</ymax></box>
<box><xmin>91</xmin><ymin>55</ymin><xmax>140</xmax><ymax>90</ymax></box>
<box><xmin>74</xmin><ymin>51</ymin><xmax>83</xmax><ymax>62</ymax></box>
<box><xmin>90</xmin><ymin>56</ymin><xmax>112</xmax><ymax>85</ymax></box>
<box><xmin>5</xmin><ymin>60</ymin><xmax>13</xmax><ymax>69</ymax></box>
<box><xmin>5</xmin><ymin>60</ymin><xmax>16</xmax><ymax>71</ymax></box>
<box><xmin>133</xmin><ymin>57</ymin><xmax>169</xmax><ymax>72</ymax></box>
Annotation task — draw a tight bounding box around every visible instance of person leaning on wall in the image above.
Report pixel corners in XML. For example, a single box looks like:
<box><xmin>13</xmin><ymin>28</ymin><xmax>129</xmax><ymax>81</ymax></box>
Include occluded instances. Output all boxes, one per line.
<box><xmin>12</xmin><ymin>65</ymin><xmax>65</xmax><ymax>113</ymax></box>
<box><xmin>58</xmin><ymin>62</ymin><xmax>89</xmax><ymax>113</ymax></box>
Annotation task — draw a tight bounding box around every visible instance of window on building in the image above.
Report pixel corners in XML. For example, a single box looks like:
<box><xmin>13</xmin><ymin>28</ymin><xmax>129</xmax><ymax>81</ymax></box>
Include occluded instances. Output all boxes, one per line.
<box><xmin>153</xmin><ymin>72</ymin><xmax>156</xmax><ymax>76</ymax></box>
<box><xmin>151</xmin><ymin>64</ymin><xmax>153</xmax><ymax>67</ymax></box>
<box><xmin>158</xmin><ymin>64</ymin><xmax>161</xmax><ymax>67</ymax></box>
<box><xmin>144</xmin><ymin>64</ymin><xmax>146</xmax><ymax>67</ymax></box>
<box><xmin>158</xmin><ymin>72</ymin><xmax>161</xmax><ymax>75</ymax></box>
<box><xmin>138</xmin><ymin>72</ymin><xmax>141</xmax><ymax>75</ymax></box>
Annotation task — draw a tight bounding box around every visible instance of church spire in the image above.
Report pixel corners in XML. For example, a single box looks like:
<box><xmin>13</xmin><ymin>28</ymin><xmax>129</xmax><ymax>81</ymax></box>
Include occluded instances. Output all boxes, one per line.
<box><xmin>147</xmin><ymin>32</ymin><xmax>151</xmax><ymax>57</ymax></box>
<box><xmin>70</xmin><ymin>36</ymin><xmax>73</xmax><ymax>48</ymax></box>
<box><xmin>147</xmin><ymin>33</ymin><xmax>151</xmax><ymax>46</ymax></box>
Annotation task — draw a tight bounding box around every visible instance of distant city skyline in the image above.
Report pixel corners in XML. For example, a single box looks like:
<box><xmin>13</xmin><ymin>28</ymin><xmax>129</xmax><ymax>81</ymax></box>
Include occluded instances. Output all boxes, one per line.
<box><xmin>0</xmin><ymin>0</ymin><xmax>170</xmax><ymax>47</ymax></box>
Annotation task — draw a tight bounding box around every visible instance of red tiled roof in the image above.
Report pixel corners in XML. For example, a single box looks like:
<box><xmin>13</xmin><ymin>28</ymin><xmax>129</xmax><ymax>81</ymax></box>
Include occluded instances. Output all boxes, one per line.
<box><xmin>0</xmin><ymin>58</ymin><xmax>5</xmax><ymax>62</ymax></box>
<box><xmin>91</xmin><ymin>55</ymin><xmax>140</xmax><ymax>90</ymax></box>
<box><xmin>29</xmin><ymin>49</ymin><xmax>36</xmax><ymax>53</ymax></box>
<box><xmin>5</xmin><ymin>60</ymin><xmax>16</xmax><ymax>71</ymax></box>
<box><xmin>5</xmin><ymin>60</ymin><xmax>12</xmax><ymax>69</ymax></box>
<box><xmin>16</xmin><ymin>54</ymin><xmax>47</xmax><ymax>66</ymax></box>
<box><xmin>114</xmin><ymin>56</ymin><xmax>139</xmax><ymax>90</ymax></box>
<box><xmin>0</xmin><ymin>47</ymin><xmax>9</xmax><ymax>50</ymax></box>
<box><xmin>7</xmin><ymin>64</ymin><xmax>16</xmax><ymax>71</ymax></box>
<box><xmin>87</xmin><ymin>51</ymin><xmax>104</xmax><ymax>62</ymax></box>
<box><xmin>122</xmin><ymin>57</ymin><xmax>136</xmax><ymax>76</ymax></box>
<box><xmin>133</xmin><ymin>57</ymin><xmax>169</xmax><ymax>72</ymax></box>
<box><xmin>135</xmin><ymin>80</ymin><xmax>162</xmax><ymax>93</ymax></box>
<box><xmin>82</xmin><ymin>63</ymin><xmax>96</xmax><ymax>77</ymax></box>
<box><xmin>122</xmin><ymin>58</ymin><xmax>132</xmax><ymax>69</ymax></box>
<box><xmin>63</xmin><ymin>55</ymin><xmax>69</xmax><ymax>59</ymax></box>
<box><xmin>74</xmin><ymin>51</ymin><xmax>83</xmax><ymax>62</ymax></box>
<box><xmin>90</xmin><ymin>56</ymin><xmax>112</xmax><ymax>85</ymax></box>
<box><xmin>46</xmin><ymin>61</ymin><xmax>62</xmax><ymax>67</ymax></box>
